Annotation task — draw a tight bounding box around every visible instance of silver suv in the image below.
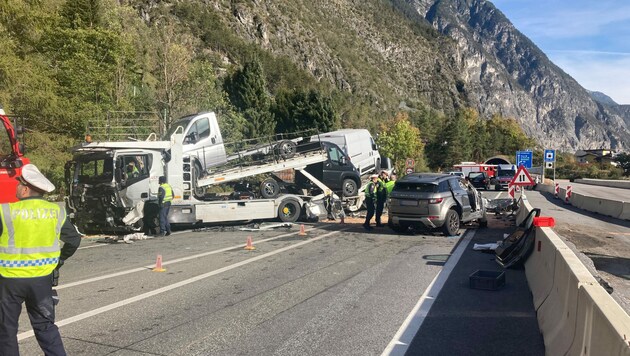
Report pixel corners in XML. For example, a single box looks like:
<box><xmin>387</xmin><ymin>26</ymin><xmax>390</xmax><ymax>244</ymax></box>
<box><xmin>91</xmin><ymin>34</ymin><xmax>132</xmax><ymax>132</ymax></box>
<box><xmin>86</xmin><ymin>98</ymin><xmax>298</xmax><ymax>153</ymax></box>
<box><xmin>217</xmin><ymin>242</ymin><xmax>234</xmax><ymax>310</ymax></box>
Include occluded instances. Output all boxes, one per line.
<box><xmin>387</xmin><ymin>173</ymin><xmax>487</xmax><ymax>236</ymax></box>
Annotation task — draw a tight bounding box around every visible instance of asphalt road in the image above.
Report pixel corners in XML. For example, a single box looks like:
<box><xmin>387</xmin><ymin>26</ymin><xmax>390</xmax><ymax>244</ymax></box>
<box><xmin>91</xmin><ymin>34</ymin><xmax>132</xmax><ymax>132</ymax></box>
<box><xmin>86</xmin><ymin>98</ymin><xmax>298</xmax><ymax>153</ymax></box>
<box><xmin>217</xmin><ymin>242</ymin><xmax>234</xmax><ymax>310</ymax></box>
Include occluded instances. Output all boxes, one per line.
<box><xmin>17</xmin><ymin>223</ymin><xmax>461</xmax><ymax>355</ymax></box>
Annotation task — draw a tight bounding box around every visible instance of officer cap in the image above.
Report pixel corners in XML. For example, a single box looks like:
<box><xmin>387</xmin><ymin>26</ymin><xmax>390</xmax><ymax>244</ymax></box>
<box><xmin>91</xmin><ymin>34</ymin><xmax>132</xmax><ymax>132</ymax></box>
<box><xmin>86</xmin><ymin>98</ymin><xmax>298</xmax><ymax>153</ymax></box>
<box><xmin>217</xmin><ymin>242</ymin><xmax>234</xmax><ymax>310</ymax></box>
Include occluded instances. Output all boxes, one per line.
<box><xmin>370</xmin><ymin>174</ymin><xmax>378</xmax><ymax>179</ymax></box>
<box><xmin>20</xmin><ymin>164</ymin><xmax>55</xmax><ymax>193</ymax></box>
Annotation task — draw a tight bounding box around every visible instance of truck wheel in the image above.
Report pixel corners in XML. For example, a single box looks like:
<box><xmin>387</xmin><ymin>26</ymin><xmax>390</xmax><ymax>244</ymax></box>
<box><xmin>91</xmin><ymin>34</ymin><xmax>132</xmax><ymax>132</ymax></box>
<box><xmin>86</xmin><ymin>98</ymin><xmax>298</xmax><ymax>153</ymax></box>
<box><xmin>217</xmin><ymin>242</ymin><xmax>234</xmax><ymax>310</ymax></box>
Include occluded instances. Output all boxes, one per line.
<box><xmin>441</xmin><ymin>209</ymin><xmax>460</xmax><ymax>236</ymax></box>
<box><xmin>342</xmin><ymin>179</ymin><xmax>358</xmax><ymax>197</ymax></box>
<box><xmin>192</xmin><ymin>161</ymin><xmax>205</xmax><ymax>198</ymax></box>
<box><xmin>260</xmin><ymin>178</ymin><xmax>280</xmax><ymax>199</ymax></box>
<box><xmin>276</xmin><ymin>140</ymin><xmax>296</xmax><ymax>159</ymax></box>
<box><xmin>278</xmin><ymin>198</ymin><xmax>301</xmax><ymax>222</ymax></box>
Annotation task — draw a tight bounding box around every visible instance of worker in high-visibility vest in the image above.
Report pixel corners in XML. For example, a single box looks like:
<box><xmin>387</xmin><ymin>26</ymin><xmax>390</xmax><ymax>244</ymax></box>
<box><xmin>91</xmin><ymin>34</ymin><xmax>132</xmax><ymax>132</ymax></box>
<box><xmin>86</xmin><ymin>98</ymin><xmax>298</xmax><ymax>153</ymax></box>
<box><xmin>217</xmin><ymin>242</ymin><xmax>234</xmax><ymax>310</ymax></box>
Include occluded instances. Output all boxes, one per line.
<box><xmin>158</xmin><ymin>176</ymin><xmax>174</xmax><ymax>236</ymax></box>
<box><xmin>0</xmin><ymin>164</ymin><xmax>81</xmax><ymax>355</ymax></box>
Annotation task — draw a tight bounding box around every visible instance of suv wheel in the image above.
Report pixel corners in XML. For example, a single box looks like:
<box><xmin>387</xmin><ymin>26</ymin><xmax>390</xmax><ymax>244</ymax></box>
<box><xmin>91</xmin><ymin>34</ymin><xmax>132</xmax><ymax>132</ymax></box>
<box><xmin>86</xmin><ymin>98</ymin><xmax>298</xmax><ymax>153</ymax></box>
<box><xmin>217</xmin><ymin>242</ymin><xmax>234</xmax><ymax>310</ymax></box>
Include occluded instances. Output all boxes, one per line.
<box><xmin>442</xmin><ymin>209</ymin><xmax>460</xmax><ymax>236</ymax></box>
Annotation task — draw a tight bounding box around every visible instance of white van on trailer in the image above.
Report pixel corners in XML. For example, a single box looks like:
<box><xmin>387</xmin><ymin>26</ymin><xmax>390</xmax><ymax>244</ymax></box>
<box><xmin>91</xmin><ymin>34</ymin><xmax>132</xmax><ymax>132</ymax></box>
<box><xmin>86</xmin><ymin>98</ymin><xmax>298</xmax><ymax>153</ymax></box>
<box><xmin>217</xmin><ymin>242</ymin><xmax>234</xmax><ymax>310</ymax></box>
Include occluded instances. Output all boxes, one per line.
<box><xmin>311</xmin><ymin>129</ymin><xmax>380</xmax><ymax>176</ymax></box>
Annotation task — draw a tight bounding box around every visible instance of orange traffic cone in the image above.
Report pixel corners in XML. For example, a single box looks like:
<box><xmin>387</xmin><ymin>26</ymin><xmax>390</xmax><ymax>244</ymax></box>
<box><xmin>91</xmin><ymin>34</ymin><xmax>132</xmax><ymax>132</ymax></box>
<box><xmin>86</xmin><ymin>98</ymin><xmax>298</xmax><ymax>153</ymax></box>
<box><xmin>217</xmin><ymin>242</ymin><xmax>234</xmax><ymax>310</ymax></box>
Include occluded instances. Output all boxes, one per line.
<box><xmin>298</xmin><ymin>224</ymin><xmax>307</xmax><ymax>236</ymax></box>
<box><xmin>244</xmin><ymin>236</ymin><xmax>256</xmax><ymax>250</ymax></box>
<box><xmin>152</xmin><ymin>254</ymin><xmax>166</xmax><ymax>272</ymax></box>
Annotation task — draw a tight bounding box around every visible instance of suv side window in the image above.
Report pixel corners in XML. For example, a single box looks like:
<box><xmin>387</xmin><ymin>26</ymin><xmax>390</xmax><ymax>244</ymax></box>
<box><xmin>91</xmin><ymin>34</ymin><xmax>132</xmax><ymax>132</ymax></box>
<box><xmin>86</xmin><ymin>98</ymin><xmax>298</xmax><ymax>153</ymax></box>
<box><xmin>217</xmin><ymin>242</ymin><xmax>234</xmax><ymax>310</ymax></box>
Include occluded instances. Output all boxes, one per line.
<box><xmin>457</xmin><ymin>178</ymin><xmax>469</xmax><ymax>190</ymax></box>
<box><xmin>438</xmin><ymin>180</ymin><xmax>450</xmax><ymax>192</ymax></box>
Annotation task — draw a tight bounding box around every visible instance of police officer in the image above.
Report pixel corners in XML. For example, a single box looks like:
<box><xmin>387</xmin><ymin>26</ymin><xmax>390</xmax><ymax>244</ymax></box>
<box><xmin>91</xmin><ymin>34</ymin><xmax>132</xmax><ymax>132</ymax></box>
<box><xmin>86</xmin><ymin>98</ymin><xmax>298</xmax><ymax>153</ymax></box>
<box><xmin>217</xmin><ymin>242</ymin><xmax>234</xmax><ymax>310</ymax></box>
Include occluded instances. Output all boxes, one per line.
<box><xmin>363</xmin><ymin>174</ymin><xmax>382</xmax><ymax>230</ymax></box>
<box><xmin>0</xmin><ymin>164</ymin><xmax>81</xmax><ymax>356</ymax></box>
<box><xmin>158</xmin><ymin>176</ymin><xmax>174</xmax><ymax>236</ymax></box>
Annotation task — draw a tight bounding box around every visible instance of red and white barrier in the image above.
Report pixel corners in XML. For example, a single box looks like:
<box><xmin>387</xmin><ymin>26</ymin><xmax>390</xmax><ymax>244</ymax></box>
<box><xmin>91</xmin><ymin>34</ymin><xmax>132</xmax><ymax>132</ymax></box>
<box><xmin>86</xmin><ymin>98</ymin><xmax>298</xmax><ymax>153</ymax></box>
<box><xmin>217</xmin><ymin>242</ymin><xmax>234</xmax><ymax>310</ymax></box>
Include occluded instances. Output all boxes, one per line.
<box><xmin>508</xmin><ymin>183</ymin><xmax>515</xmax><ymax>199</ymax></box>
<box><xmin>565</xmin><ymin>185</ymin><xmax>572</xmax><ymax>204</ymax></box>
<box><xmin>554</xmin><ymin>183</ymin><xmax>559</xmax><ymax>198</ymax></box>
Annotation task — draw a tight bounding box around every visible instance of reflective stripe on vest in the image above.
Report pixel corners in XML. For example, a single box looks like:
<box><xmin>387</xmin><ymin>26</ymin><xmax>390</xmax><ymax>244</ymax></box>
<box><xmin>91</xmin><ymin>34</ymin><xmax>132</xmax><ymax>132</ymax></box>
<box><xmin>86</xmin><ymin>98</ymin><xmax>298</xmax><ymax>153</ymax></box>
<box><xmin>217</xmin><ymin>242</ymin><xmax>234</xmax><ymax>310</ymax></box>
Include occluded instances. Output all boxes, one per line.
<box><xmin>0</xmin><ymin>201</ymin><xmax>65</xmax><ymax>278</ymax></box>
<box><xmin>161</xmin><ymin>183</ymin><xmax>173</xmax><ymax>203</ymax></box>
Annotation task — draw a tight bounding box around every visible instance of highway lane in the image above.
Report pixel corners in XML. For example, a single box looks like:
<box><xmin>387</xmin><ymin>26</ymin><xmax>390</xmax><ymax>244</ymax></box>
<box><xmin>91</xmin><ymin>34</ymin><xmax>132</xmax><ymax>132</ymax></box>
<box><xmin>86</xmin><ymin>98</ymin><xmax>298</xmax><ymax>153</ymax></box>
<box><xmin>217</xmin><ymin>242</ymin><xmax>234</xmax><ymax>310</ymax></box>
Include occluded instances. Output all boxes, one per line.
<box><xmin>17</xmin><ymin>224</ymin><xmax>464</xmax><ymax>355</ymax></box>
<box><xmin>553</xmin><ymin>179</ymin><xmax>630</xmax><ymax>200</ymax></box>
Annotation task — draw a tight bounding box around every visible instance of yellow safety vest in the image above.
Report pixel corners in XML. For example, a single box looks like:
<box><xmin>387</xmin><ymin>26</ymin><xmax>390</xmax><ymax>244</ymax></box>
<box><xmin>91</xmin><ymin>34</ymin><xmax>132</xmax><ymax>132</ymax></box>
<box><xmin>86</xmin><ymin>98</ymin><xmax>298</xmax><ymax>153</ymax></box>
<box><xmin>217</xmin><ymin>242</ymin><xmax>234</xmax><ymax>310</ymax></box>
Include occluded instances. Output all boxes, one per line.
<box><xmin>160</xmin><ymin>183</ymin><xmax>174</xmax><ymax>203</ymax></box>
<box><xmin>0</xmin><ymin>200</ymin><xmax>65</xmax><ymax>278</ymax></box>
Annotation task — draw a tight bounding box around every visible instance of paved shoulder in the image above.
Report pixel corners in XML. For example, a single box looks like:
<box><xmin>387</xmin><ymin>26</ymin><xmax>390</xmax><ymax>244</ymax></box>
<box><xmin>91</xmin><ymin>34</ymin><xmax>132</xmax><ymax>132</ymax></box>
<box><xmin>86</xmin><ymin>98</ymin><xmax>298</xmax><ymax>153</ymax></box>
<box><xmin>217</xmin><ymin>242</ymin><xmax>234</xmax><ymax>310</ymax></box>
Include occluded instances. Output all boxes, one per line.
<box><xmin>405</xmin><ymin>222</ymin><xmax>544</xmax><ymax>355</ymax></box>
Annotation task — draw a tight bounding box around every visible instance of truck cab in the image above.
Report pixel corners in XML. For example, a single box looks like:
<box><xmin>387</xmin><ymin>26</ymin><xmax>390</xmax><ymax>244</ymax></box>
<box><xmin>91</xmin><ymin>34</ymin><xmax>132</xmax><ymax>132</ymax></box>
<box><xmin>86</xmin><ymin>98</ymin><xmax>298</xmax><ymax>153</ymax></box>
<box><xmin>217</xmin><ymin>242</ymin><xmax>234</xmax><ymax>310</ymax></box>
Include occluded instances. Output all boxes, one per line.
<box><xmin>494</xmin><ymin>164</ymin><xmax>517</xmax><ymax>190</ymax></box>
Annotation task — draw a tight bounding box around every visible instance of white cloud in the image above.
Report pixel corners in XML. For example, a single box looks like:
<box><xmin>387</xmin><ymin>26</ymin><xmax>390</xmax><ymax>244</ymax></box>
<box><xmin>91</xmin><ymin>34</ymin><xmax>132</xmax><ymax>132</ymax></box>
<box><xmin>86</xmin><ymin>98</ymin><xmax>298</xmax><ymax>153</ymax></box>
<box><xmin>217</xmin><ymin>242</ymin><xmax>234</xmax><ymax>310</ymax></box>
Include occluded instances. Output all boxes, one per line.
<box><xmin>548</xmin><ymin>51</ymin><xmax>630</xmax><ymax>104</ymax></box>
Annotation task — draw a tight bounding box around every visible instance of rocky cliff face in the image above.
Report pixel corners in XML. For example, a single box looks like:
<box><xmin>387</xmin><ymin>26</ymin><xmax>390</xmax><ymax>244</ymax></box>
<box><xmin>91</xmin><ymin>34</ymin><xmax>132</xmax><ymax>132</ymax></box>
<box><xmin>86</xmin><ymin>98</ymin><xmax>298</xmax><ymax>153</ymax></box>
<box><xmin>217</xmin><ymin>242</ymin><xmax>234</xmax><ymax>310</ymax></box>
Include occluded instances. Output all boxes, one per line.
<box><xmin>209</xmin><ymin>0</ymin><xmax>629</xmax><ymax>151</ymax></box>
<box><xmin>412</xmin><ymin>0</ymin><xmax>630</xmax><ymax>151</ymax></box>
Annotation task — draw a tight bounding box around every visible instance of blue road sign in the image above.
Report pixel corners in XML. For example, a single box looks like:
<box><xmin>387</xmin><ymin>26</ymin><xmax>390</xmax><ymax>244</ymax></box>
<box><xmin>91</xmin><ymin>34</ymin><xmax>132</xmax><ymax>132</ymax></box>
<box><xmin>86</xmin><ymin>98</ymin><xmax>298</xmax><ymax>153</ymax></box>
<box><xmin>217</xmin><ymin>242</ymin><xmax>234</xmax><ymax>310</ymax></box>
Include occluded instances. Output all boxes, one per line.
<box><xmin>516</xmin><ymin>151</ymin><xmax>533</xmax><ymax>169</ymax></box>
<box><xmin>544</xmin><ymin>149</ymin><xmax>555</xmax><ymax>162</ymax></box>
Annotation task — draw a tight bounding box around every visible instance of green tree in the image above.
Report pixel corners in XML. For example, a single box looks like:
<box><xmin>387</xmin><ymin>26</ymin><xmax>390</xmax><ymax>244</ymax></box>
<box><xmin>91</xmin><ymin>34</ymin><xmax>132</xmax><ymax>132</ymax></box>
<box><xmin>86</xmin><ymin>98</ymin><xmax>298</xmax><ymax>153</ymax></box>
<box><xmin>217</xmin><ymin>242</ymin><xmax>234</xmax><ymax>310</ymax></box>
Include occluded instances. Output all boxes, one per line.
<box><xmin>61</xmin><ymin>0</ymin><xmax>101</xmax><ymax>29</ymax></box>
<box><xmin>376</xmin><ymin>112</ymin><xmax>425</xmax><ymax>174</ymax></box>
<box><xmin>615</xmin><ymin>153</ymin><xmax>630</xmax><ymax>176</ymax></box>
<box><xmin>273</xmin><ymin>89</ymin><xmax>338</xmax><ymax>134</ymax></box>
<box><xmin>224</xmin><ymin>59</ymin><xmax>275</xmax><ymax>138</ymax></box>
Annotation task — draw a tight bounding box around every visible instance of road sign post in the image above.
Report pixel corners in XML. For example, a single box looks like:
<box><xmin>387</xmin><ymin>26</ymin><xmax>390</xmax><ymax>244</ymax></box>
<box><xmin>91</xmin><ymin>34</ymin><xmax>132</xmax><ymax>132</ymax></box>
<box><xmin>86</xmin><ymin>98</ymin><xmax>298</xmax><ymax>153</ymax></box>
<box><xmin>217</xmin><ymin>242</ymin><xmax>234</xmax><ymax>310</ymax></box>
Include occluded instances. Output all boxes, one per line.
<box><xmin>544</xmin><ymin>149</ymin><xmax>556</xmax><ymax>183</ymax></box>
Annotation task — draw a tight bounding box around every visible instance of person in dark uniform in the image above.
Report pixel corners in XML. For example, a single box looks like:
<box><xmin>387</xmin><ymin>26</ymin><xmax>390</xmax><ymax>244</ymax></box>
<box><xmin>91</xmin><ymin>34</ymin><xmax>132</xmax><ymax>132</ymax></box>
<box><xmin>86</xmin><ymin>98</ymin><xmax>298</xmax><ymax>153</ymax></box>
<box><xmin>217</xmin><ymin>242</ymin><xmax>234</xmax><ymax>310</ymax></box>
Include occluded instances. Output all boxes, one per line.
<box><xmin>375</xmin><ymin>171</ymin><xmax>390</xmax><ymax>227</ymax></box>
<box><xmin>363</xmin><ymin>174</ymin><xmax>382</xmax><ymax>231</ymax></box>
<box><xmin>0</xmin><ymin>164</ymin><xmax>81</xmax><ymax>356</ymax></box>
<box><xmin>158</xmin><ymin>176</ymin><xmax>174</xmax><ymax>236</ymax></box>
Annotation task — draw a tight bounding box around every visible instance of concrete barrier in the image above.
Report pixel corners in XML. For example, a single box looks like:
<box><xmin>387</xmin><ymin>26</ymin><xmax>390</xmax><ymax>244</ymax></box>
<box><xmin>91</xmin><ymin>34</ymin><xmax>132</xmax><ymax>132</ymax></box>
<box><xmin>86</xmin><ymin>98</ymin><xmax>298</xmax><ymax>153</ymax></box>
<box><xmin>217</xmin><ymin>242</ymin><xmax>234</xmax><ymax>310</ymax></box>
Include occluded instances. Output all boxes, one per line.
<box><xmin>568</xmin><ymin>284</ymin><xmax>630</xmax><ymax>356</ymax></box>
<box><xmin>536</xmin><ymin>238</ymin><xmax>598</xmax><ymax>355</ymax></box>
<box><xmin>515</xmin><ymin>196</ymin><xmax>532</xmax><ymax>227</ymax></box>
<box><xmin>569</xmin><ymin>192</ymin><xmax>585</xmax><ymax>210</ymax></box>
<box><xmin>518</xmin><ymin>198</ymin><xmax>630</xmax><ymax>355</ymax></box>
<box><xmin>582</xmin><ymin>196</ymin><xmax>624</xmax><ymax>218</ymax></box>
<box><xmin>535</xmin><ymin>183</ymin><xmax>555</xmax><ymax>194</ymax></box>
<box><xmin>621</xmin><ymin>202</ymin><xmax>630</xmax><ymax>220</ymax></box>
<box><xmin>524</xmin><ymin>227</ymin><xmax>565</xmax><ymax>310</ymax></box>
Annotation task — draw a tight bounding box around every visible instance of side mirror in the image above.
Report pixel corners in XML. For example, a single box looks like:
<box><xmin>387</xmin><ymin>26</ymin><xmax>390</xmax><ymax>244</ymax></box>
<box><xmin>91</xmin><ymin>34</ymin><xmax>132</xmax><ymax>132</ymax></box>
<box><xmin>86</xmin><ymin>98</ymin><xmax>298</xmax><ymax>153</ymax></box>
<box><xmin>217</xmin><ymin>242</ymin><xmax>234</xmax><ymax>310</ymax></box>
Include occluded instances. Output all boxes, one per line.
<box><xmin>340</xmin><ymin>156</ymin><xmax>347</xmax><ymax>165</ymax></box>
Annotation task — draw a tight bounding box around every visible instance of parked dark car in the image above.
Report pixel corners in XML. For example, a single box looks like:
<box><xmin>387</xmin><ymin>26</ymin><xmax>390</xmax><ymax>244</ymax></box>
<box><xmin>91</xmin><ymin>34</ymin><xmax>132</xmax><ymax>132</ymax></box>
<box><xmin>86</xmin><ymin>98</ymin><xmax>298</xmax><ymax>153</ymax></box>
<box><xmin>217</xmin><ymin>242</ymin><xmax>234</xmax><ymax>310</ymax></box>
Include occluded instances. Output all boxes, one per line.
<box><xmin>467</xmin><ymin>171</ymin><xmax>491</xmax><ymax>190</ymax></box>
<box><xmin>388</xmin><ymin>173</ymin><xmax>487</xmax><ymax>236</ymax></box>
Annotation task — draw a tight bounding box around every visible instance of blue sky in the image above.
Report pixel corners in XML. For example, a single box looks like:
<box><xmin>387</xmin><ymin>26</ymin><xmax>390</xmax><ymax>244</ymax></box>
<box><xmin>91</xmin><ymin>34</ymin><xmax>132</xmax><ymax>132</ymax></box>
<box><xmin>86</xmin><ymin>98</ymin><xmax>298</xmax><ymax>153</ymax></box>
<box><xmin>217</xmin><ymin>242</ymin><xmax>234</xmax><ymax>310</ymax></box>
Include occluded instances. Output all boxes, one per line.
<box><xmin>491</xmin><ymin>0</ymin><xmax>630</xmax><ymax>104</ymax></box>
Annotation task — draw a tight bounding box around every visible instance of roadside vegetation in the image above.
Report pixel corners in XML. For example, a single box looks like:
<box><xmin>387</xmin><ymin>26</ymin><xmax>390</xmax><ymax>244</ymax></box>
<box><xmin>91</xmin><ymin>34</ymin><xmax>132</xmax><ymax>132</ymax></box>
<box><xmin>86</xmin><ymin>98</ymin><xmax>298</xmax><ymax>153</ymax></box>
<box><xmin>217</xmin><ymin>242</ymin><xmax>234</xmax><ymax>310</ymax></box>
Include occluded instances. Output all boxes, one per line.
<box><xmin>0</xmin><ymin>1</ymin><xmax>626</xmax><ymax>195</ymax></box>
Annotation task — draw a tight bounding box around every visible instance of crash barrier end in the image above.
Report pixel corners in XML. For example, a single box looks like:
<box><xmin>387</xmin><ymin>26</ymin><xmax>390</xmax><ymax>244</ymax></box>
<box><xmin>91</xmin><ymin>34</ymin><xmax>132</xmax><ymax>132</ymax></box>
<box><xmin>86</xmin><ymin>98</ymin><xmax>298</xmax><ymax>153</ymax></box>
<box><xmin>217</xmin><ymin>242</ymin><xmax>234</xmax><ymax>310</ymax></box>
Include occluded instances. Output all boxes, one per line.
<box><xmin>568</xmin><ymin>284</ymin><xmax>630</xmax><ymax>356</ymax></box>
<box><xmin>152</xmin><ymin>254</ymin><xmax>166</xmax><ymax>272</ymax></box>
<box><xmin>298</xmin><ymin>224</ymin><xmax>307</xmax><ymax>236</ymax></box>
<box><xmin>244</xmin><ymin>236</ymin><xmax>256</xmax><ymax>250</ymax></box>
<box><xmin>533</xmin><ymin>216</ymin><xmax>555</xmax><ymax>227</ymax></box>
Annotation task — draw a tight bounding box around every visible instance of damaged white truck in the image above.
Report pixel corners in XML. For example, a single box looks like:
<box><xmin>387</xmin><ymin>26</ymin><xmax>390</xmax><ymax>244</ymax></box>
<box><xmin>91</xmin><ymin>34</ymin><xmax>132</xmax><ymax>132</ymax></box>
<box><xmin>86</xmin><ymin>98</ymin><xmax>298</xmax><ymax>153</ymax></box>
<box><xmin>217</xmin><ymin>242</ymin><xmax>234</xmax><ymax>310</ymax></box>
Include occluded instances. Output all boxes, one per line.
<box><xmin>64</xmin><ymin>112</ymin><xmax>341</xmax><ymax>235</ymax></box>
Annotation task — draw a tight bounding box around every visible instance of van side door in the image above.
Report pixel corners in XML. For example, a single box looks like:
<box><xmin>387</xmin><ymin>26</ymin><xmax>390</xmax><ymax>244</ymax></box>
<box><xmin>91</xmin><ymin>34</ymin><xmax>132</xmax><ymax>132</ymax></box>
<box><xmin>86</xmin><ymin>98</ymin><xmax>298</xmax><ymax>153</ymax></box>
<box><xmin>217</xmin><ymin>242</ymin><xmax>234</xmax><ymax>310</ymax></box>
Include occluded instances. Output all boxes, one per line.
<box><xmin>322</xmin><ymin>144</ymin><xmax>348</xmax><ymax>190</ymax></box>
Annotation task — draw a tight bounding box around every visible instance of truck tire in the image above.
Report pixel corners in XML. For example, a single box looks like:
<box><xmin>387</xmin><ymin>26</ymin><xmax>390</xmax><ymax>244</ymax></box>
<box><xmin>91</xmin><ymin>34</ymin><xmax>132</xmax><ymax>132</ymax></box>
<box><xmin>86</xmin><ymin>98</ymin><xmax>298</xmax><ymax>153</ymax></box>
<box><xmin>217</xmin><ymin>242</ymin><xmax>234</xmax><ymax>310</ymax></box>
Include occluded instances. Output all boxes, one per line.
<box><xmin>192</xmin><ymin>161</ymin><xmax>205</xmax><ymax>198</ymax></box>
<box><xmin>260</xmin><ymin>178</ymin><xmax>280</xmax><ymax>199</ymax></box>
<box><xmin>278</xmin><ymin>198</ymin><xmax>301</xmax><ymax>222</ymax></box>
<box><xmin>441</xmin><ymin>209</ymin><xmax>460</xmax><ymax>236</ymax></box>
<box><xmin>342</xmin><ymin>178</ymin><xmax>358</xmax><ymax>197</ymax></box>
<box><xmin>275</xmin><ymin>140</ymin><xmax>297</xmax><ymax>159</ymax></box>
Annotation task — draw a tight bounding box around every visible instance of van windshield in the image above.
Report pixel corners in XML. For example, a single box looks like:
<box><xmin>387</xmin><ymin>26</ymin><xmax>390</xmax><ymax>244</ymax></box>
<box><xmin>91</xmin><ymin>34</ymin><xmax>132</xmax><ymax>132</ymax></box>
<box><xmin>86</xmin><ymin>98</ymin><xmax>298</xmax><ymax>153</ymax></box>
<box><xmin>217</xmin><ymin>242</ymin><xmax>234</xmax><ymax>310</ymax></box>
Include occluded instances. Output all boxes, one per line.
<box><xmin>164</xmin><ymin>115</ymin><xmax>194</xmax><ymax>139</ymax></box>
<box><xmin>498</xmin><ymin>170</ymin><xmax>515</xmax><ymax>177</ymax></box>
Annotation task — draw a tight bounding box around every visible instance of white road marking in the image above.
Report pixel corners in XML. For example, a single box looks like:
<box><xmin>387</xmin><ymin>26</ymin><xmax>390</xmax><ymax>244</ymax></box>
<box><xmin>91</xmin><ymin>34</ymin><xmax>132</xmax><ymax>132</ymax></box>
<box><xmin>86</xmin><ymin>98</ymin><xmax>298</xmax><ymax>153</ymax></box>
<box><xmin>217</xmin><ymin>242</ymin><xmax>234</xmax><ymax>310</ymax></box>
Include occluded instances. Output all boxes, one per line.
<box><xmin>18</xmin><ymin>229</ymin><xmax>345</xmax><ymax>341</ymax></box>
<box><xmin>381</xmin><ymin>229</ymin><xmax>475</xmax><ymax>356</ymax></box>
<box><xmin>57</xmin><ymin>229</ymin><xmax>310</xmax><ymax>290</ymax></box>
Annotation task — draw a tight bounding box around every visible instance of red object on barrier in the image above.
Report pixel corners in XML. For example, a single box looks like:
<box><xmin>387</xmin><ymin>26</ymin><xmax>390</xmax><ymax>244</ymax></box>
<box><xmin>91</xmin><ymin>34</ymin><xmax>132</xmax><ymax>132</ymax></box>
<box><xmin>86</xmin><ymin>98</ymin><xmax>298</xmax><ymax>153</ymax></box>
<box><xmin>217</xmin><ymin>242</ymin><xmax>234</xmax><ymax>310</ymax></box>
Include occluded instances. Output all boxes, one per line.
<box><xmin>533</xmin><ymin>216</ymin><xmax>555</xmax><ymax>227</ymax></box>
